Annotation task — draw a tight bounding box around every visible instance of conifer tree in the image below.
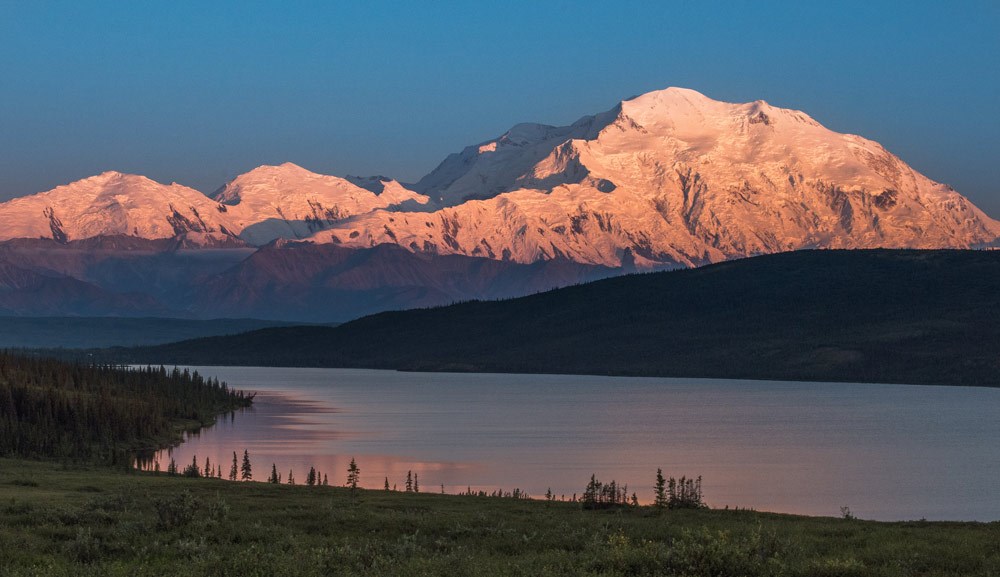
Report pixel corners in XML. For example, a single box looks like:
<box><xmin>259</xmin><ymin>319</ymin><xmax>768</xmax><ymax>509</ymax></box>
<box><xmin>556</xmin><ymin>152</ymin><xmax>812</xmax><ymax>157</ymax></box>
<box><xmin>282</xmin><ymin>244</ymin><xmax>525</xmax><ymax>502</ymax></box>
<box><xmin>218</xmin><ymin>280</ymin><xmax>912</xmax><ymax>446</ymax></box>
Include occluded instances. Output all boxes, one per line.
<box><xmin>384</xmin><ymin>477</ymin><xmax>390</xmax><ymax>491</ymax></box>
<box><xmin>204</xmin><ymin>457</ymin><xmax>211</xmax><ymax>479</ymax></box>
<box><xmin>287</xmin><ymin>469</ymin><xmax>295</xmax><ymax>485</ymax></box>
<box><xmin>347</xmin><ymin>458</ymin><xmax>360</xmax><ymax>492</ymax></box>
<box><xmin>240</xmin><ymin>449</ymin><xmax>252</xmax><ymax>481</ymax></box>
<box><xmin>405</xmin><ymin>470</ymin><xmax>413</xmax><ymax>492</ymax></box>
<box><xmin>414</xmin><ymin>472</ymin><xmax>419</xmax><ymax>493</ymax></box>
<box><xmin>229</xmin><ymin>451</ymin><xmax>238</xmax><ymax>481</ymax></box>
<box><xmin>307</xmin><ymin>466</ymin><xmax>317</xmax><ymax>486</ymax></box>
<box><xmin>182</xmin><ymin>455</ymin><xmax>200</xmax><ymax>477</ymax></box>
<box><xmin>268</xmin><ymin>464</ymin><xmax>279</xmax><ymax>484</ymax></box>
<box><xmin>167</xmin><ymin>458</ymin><xmax>178</xmax><ymax>475</ymax></box>
<box><xmin>583</xmin><ymin>474</ymin><xmax>600</xmax><ymax>508</ymax></box>
<box><xmin>654</xmin><ymin>468</ymin><xmax>667</xmax><ymax>509</ymax></box>
<box><xmin>323</xmin><ymin>474</ymin><xmax>328</xmax><ymax>486</ymax></box>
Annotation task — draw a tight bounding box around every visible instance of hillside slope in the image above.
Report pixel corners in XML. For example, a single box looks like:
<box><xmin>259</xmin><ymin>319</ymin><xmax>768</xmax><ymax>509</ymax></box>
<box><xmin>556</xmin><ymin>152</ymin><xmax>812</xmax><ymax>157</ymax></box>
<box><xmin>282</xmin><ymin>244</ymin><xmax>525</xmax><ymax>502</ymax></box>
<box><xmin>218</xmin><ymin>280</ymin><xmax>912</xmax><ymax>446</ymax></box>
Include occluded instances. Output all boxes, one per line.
<box><xmin>108</xmin><ymin>249</ymin><xmax>1000</xmax><ymax>387</ymax></box>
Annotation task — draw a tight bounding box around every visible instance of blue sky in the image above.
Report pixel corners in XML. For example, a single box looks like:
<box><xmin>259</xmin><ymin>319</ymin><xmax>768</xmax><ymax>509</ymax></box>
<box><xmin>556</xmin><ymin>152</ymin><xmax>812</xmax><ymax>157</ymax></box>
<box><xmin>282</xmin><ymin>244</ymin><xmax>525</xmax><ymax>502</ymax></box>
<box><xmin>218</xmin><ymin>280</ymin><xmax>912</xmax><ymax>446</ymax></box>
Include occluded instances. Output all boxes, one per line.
<box><xmin>1</xmin><ymin>1</ymin><xmax>998</xmax><ymax>215</ymax></box>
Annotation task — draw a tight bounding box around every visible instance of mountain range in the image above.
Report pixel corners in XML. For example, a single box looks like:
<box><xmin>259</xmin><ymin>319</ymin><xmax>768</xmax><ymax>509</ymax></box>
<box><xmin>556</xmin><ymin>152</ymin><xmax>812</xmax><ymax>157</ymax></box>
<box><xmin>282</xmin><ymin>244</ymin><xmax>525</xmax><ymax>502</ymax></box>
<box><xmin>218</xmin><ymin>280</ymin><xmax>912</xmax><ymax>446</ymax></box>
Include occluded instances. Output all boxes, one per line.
<box><xmin>2</xmin><ymin>87</ymin><xmax>997</xmax><ymax>320</ymax></box>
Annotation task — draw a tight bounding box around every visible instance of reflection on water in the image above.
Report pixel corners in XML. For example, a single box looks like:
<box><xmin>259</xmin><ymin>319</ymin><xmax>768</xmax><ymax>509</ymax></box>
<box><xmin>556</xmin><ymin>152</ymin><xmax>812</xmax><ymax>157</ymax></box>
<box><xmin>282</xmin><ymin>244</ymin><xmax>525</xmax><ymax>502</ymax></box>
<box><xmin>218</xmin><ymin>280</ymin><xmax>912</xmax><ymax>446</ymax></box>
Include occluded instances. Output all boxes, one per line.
<box><xmin>144</xmin><ymin>367</ymin><xmax>1000</xmax><ymax>521</ymax></box>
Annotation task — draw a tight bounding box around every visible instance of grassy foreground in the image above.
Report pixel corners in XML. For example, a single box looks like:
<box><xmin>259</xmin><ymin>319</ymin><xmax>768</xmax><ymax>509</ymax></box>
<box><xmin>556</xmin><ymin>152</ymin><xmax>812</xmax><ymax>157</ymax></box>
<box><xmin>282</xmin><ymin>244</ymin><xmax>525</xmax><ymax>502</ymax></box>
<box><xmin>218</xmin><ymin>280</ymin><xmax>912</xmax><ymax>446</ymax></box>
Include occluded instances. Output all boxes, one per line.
<box><xmin>1</xmin><ymin>459</ymin><xmax>997</xmax><ymax>576</ymax></box>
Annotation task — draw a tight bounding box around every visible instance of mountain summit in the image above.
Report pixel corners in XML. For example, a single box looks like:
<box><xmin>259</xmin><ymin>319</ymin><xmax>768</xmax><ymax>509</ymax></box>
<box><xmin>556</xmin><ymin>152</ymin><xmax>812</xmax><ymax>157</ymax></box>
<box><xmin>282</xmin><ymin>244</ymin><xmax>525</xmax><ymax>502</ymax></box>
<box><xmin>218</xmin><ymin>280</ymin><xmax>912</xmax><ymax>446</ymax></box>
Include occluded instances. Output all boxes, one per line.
<box><xmin>0</xmin><ymin>171</ymin><xmax>242</xmax><ymax>246</ymax></box>
<box><xmin>308</xmin><ymin>87</ymin><xmax>1000</xmax><ymax>266</ymax></box>
<box><xmin>209</xmin><ymin>162</ymin><xmax>429</xmax><ymax>245</ymax></box>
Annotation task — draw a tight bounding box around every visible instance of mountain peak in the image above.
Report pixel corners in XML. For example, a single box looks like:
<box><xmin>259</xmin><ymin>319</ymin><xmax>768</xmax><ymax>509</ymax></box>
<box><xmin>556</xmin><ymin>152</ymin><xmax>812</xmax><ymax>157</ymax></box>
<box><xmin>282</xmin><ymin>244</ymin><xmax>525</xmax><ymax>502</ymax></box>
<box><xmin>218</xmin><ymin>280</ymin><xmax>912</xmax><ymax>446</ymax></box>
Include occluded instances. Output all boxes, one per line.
<box><xmin>270</xmin><ymin>161</ymin><xmax>313</xmax><ymax>173</ymax></box>
<box><xmin>55</xmin><ymin>172</ymin><xmax>180</xmax><ymax>199</ymax></box>
<box><xmin>208</xmin><ymin>162</ymin><xmax>429</xmax><ymax>245</ymax></box>
<box><xmin>240</xmin><ymin>162</ymin><xmax>314</xmax><ymax>178</ymax></box>
<box><xmin>85</xmin><ymin>170</ymin><xmax>149</xmax><ymax>185</ymax></box>
<box><xmin>0</xmin><ymin>171</ymin><xmax>238</xmax><ymax>245</ymax></box>
<box><xmin>630</xmin><ymin>86</ymin><xmax>709</xmax><ymax>100</ymax></box>
<box><xmin>316</xmin><ymin>86</ymin><xmax>1000</xmax><ymax>266</ymax></box>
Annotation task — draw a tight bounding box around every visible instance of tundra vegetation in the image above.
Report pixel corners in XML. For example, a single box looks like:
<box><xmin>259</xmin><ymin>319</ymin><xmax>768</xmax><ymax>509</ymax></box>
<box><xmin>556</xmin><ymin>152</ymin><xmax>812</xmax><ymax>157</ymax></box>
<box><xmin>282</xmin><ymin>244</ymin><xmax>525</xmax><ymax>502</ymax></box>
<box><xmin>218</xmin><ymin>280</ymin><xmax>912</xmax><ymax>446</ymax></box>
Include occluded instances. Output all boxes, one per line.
<box><xmin>2</xmin><ymin>459</ymin><xmax>999</xmax><ymax>576</ymax></box>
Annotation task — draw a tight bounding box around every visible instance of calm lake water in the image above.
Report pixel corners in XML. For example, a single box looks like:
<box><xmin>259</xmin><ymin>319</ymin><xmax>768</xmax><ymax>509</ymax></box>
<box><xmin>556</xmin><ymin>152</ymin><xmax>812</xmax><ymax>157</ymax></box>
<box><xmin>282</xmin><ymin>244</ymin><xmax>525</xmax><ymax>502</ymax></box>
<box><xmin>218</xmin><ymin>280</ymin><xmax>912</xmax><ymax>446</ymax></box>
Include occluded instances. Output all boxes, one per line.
<box><xmin>149</xmin><ymin>367</ymin><xmax>1000</xmax><ymax>521</ymax></box>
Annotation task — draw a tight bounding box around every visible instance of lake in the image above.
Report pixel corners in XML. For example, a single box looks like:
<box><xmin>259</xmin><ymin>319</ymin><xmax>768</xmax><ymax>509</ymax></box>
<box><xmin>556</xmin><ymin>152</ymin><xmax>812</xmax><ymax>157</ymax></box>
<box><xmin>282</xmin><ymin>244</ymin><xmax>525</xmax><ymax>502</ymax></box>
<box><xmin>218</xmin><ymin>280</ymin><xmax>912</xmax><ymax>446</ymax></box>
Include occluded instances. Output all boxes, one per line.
<box><xmin>148</xmin><ymin>367</ymin><xmax>1000</xmax><ymax>521</ymax></box>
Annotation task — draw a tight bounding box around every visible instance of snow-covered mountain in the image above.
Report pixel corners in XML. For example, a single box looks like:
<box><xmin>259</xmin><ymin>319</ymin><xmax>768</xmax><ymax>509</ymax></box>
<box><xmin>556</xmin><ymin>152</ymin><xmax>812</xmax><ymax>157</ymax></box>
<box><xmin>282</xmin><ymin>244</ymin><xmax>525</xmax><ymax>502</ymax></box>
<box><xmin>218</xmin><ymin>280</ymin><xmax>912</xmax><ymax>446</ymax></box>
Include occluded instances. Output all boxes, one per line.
<box><xmin>308</xmin><ymin>87</ymin><xmax>1000</xmax><ymax>267</ymax></box>
<box><xmin>3</xmin><ymin>90</ymin><xmax>996</xmax><ymax>265</ymax></box>
<box><xmin>0</xmin><ymin>171</ymin><xmax>244</xmax><ymax>247</ymax></box>
<box><xmin>209</xmin><ymin>162</ymin><xmax>430</xmax><ymax>245</ymax></box>
<box><xmin>0</xmin><ymin>86</ymin><xmax>998</xmax><ymax>319</ymax></box>
<box><xmin>0</xmin><ymin>163</ymin><xmax>430</xmax><ymax>247</ymax></box>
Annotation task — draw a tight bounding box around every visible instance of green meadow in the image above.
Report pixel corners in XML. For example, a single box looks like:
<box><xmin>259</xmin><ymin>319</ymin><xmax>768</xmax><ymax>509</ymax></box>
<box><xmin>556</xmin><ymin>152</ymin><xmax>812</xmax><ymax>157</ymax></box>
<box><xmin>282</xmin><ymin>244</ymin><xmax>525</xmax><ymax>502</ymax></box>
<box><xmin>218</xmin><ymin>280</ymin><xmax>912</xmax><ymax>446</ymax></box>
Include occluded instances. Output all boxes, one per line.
<box><xmin>1</xmin><ymin>458</ymin><xmax>998</xmax><ymax>577</ymax></box>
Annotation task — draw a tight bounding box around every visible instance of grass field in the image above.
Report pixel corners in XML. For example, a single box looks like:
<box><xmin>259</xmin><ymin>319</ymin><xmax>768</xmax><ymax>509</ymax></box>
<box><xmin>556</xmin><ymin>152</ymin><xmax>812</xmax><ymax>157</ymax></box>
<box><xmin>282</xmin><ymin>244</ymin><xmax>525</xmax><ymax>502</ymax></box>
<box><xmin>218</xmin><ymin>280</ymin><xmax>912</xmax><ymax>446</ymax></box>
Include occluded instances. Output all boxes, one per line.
<box><xmin>1</xmin><ymin>458</ymin><xmax>997</xmax><ymax>576</ymax></box>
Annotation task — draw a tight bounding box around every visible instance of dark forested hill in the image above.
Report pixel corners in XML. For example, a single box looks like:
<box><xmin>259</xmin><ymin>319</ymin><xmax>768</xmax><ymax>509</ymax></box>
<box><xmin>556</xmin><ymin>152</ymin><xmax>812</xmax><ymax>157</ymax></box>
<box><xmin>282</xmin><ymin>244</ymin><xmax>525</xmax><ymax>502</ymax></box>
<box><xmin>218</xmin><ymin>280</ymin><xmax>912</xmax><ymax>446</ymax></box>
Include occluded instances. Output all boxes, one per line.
<box><xmin>92</xmin><ymin>249</ymin><xmax>1000</xmax><ymax>387</ymax></box>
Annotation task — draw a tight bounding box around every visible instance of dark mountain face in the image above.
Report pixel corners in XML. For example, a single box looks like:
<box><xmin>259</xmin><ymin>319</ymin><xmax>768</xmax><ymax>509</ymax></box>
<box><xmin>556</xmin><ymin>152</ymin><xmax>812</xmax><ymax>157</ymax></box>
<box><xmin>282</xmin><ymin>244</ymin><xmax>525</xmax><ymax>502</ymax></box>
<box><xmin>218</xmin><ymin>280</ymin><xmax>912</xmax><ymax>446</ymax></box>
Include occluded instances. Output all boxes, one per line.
<box><xmin>190</xmin><ymin>242</ymin><xmax>619</xmax><ymax>322</ymax></box>
<box><xmin>0</xmin><ymin>257</ymin><xmax>166</xmax><ymax>317</ymax></box>
<box><xmin>0</xmin><ymin>238</ymin><xmax>618</xmax><ymax>321</ymax></box>
<box><xmin>0</xmin><ymin>238</ymin><xmax>254</xmax><ymax>312</ymax></box>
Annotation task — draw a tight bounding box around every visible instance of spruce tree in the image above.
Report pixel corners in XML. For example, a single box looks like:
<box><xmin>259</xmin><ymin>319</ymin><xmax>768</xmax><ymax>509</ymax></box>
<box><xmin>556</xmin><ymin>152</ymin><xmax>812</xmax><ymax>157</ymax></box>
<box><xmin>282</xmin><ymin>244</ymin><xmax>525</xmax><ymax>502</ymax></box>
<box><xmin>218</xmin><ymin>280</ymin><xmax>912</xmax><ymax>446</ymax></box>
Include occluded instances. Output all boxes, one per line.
<box><xmin>240</xmin><ymin>449</ymin><xmax>252</xmax><ymax>481</ymax></box>
<box><xmin>583</xmin><ymin>474</ymin><xmax>599</xmax><ymax>508</ymax></box>
<box><xmin>347</xmin><ymin>458</ymin><xmax>360</xmax><ymax>492</ymax></box>
<box><xmin>414</xmin><ymin>473</ymin><xmax>419</xmax><ymax>493</ymax></box>
<box><xmin>307</xmin><ymin>466</ymin><xmax>317</xmax><ymax>486</ymax></box>
<box><xmin>268</xmin><ymin>464</ymin><xmax>279</xmax><ymax>484</ymax></box>
<box><xmin>405</xmin><ymin>470</ymin><xmax>413</xmax><ymax>492</ymax></box>
<box><xmin>229</xmin><ymin>451</ymin><xmax>238</xmax><ymax>481</ymax></box>
<box><xmin>384</xmin><ymin>477</ymin><xmax>390</xmax><ymax>491</ymax></box>
<box><xmin>182</xmin><ymin>455</ymin><xmax>200</xmax><ymax>477</ymax></box>
<box><xmin>167</xmin><ymin>458</ymin><xmax>178</xmax><ymax>476</ymax></box>
<box><xmin>654</xmin><ymin>468</ymin><xmax>667</xmax><ymax>509</ymax></box>
<box><xmin>288</xmin><ymin>469</ymin><xmax>295</xmax><ymax>485</ymax></box>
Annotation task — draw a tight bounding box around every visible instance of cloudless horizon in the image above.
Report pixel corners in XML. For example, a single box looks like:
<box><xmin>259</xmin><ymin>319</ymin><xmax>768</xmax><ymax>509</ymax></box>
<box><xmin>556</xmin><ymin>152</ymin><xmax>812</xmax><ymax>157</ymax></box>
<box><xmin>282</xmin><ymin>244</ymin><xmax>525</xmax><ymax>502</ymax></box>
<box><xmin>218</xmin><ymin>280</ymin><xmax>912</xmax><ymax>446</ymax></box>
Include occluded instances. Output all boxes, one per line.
<box><xmin>1</xmin><ymin>1</ymin><xmax>998</xmax><ymax>215</ymax></box>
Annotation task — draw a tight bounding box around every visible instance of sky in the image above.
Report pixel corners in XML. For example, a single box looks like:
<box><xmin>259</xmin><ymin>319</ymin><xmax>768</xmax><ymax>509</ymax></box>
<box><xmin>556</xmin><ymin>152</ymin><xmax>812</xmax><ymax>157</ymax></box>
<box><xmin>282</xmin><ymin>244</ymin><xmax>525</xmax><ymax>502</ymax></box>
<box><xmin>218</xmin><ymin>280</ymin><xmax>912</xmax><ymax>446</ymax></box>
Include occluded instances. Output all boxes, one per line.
<box><xmin>1</xmin><ymin>1</ymin><xmax>998</xmax><ymax>215</ymax></box>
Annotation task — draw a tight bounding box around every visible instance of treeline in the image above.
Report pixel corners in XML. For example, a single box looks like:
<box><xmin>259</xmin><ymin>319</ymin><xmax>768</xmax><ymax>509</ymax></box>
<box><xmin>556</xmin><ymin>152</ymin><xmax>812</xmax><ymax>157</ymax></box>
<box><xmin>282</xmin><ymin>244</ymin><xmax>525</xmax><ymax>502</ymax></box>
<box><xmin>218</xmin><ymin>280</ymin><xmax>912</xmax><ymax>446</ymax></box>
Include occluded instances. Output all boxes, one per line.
<box><xmin>0</xmin><ymin>352</ymin><xmax>252</xmax><ymax>464</ymax></box>
<box><xmin>141</xmin><ymin>449</ymin><xmax>707</xmax><ymax>512</ymax></box>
